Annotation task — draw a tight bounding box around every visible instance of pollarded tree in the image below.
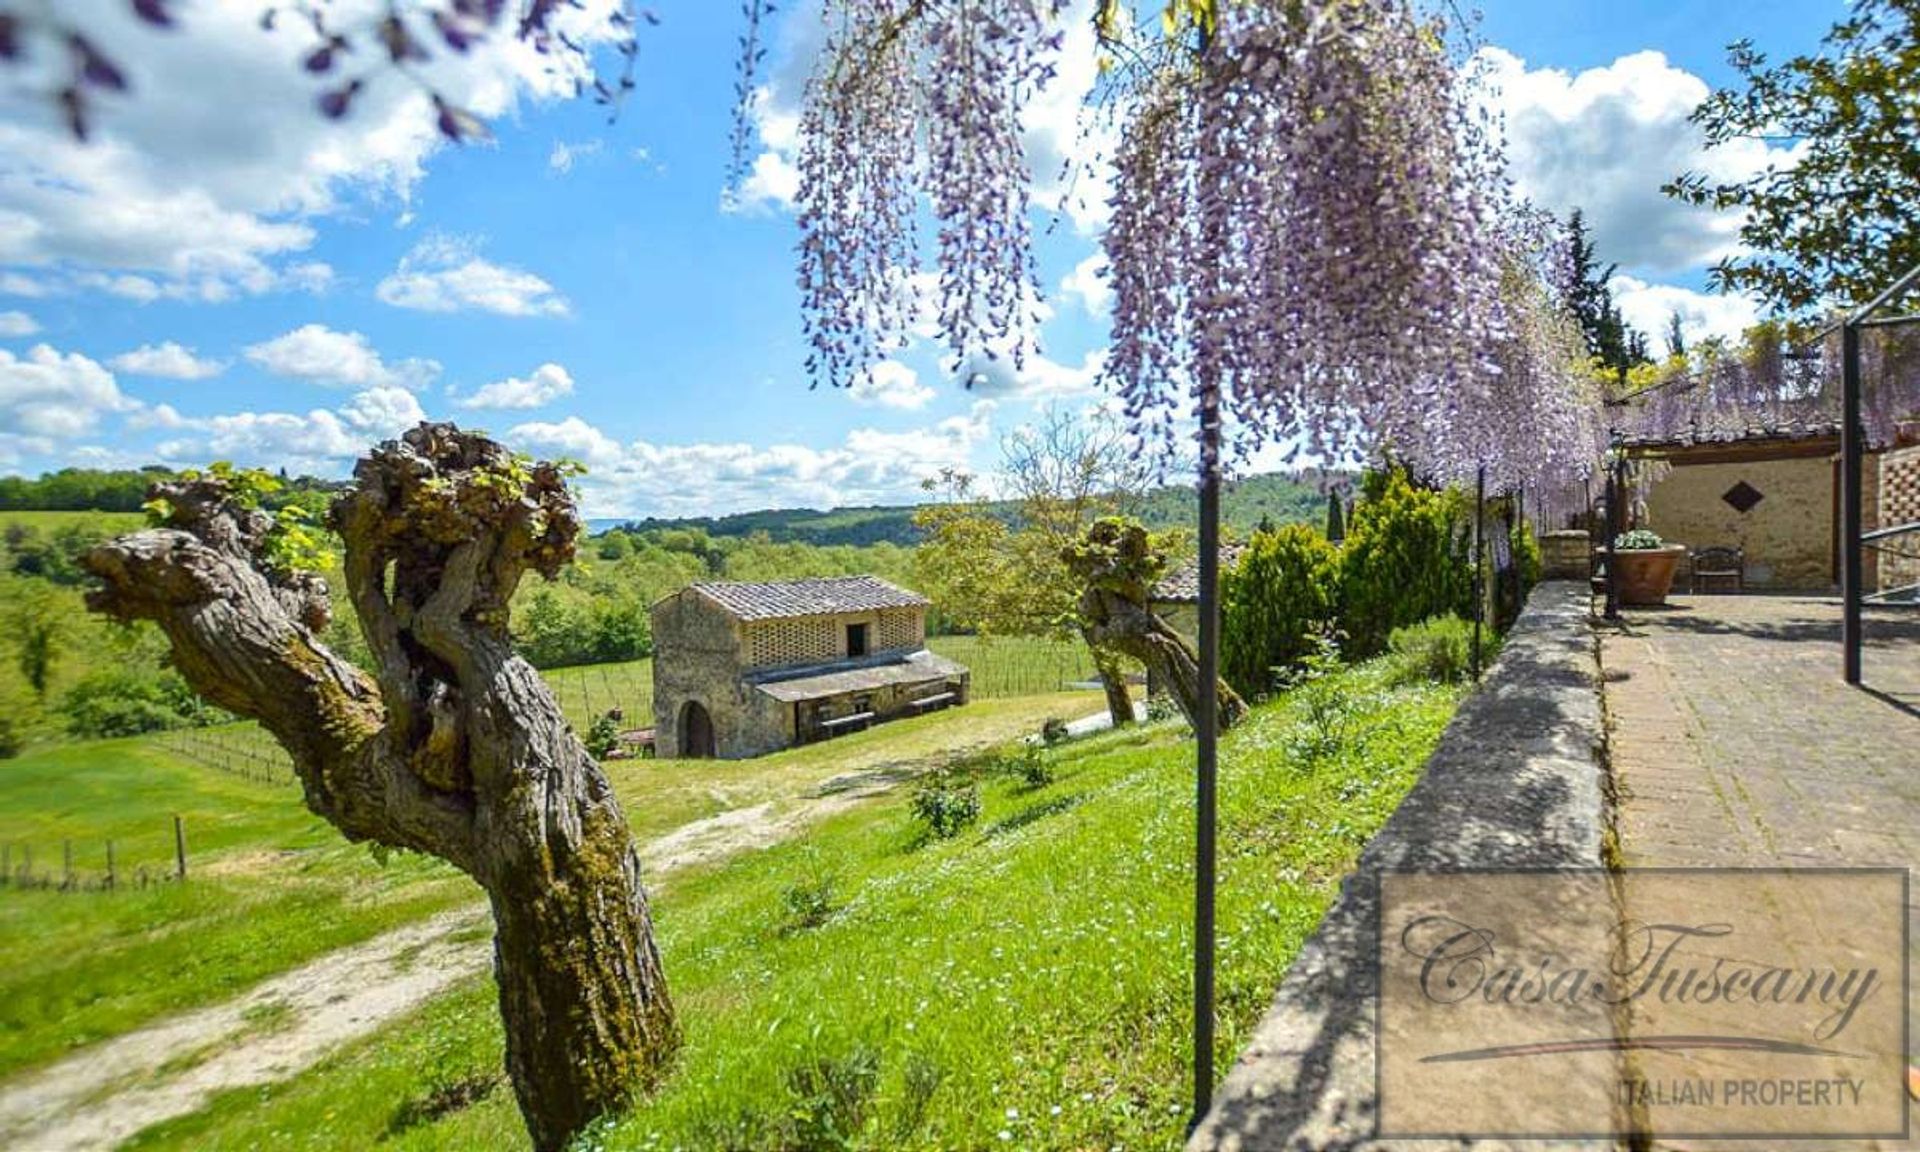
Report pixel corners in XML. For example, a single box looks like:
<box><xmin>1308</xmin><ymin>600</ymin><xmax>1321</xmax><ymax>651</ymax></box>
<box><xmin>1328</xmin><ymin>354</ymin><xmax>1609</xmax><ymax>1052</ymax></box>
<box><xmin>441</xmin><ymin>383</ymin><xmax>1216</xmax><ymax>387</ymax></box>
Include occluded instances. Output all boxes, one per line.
<box><xmin>82</xmin><ymin>425</ymin><xmax>676</xmax><ymax>1152</ymax></box>
<box><xmin>1062</xmin><ymin>518</ymin><xmax>1246</xmax><ymax>732</ymax></box>
<box><xmin>915</xmin><ymin>408</ymin><xmax>1168</xmax><ymax>727</ymax></box>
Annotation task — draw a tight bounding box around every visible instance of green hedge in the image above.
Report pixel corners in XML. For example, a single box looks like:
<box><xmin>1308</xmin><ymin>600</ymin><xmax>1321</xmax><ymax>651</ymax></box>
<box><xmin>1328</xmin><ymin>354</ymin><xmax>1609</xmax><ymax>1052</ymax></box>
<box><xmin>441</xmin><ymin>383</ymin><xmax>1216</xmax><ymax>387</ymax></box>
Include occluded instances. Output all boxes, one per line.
<box><xmin>1222</xmin><ymin>524</ymin><xmax>1338</xmax><ymax>698</ymax></box>
<box><xmin>1217</xmin><ymin>469</ymin><xmax>1535</xmax><ymax>684</ymax></box>
<box><xmin>1337</xmin><ymin>471</ymin><xmax>1473</xmax><ymax>658</ymax></box>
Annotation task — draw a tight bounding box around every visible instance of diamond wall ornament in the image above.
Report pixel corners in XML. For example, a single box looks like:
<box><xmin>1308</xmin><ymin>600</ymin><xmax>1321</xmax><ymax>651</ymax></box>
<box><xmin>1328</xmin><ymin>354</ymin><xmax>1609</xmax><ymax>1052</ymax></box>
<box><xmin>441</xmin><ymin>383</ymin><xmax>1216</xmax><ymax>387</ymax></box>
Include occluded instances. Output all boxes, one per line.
<box><xmin>1722</xmin><ymin>480</ymin><xmax>1764</xmax><ymax>514</ymax></box>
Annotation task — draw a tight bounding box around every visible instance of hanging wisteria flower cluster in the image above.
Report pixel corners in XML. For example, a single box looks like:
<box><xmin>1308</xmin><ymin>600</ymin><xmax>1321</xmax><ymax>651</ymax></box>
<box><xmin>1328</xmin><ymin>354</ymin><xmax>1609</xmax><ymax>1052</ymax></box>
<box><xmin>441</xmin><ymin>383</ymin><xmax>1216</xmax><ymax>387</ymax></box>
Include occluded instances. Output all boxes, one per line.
<box><xmin>1608</xmin><ymin>321</ymin><xmax>1920</xmax><ymax>450</ymax></box>
<box><xmin>783</xmin><ymin>0</ymin><xmax>1066</xmax><ymax>390</ymax></box>
<box><xmin>1382</xmin><ymin>210</ymin><xmax>1604</xmax><ymax>496</ymax></box>
<box><xmin>1108</xmin><ymin>0</ymin><xmax>1522</xmax><ymax>479</ymax></box>
<box><xmin>750</xmin><ymin>0</ymin><xmax>1604</xmax><ymax>495</ymax></box>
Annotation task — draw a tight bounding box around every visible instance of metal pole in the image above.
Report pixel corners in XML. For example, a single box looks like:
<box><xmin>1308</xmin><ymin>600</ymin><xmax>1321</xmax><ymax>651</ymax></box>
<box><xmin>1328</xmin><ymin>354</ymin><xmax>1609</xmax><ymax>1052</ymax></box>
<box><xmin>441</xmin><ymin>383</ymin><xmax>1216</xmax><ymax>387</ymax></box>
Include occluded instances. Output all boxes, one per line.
<box><xmin>1604</xmin><ymin>441</ymin><xmax>1623</xmax><ymax>621</ymax></box>
<box><xmin>1842</xmin><ymin>322</ymin><xmax>1864</xmax><ymax>685</ymax></box>
<box><xmin>1191</xmin><ymin>18</ymin><xmax>1220</xmax><ymax>1134</ymax></box>
<box><xmin>1192</xmin><ymin>386</ymin><xmax>1221</xmax><ymax>1132</ymax></box>
<box><xmin>1473</xmin><ymin>465</ymin><xmax>1486</xmax><ymax>679</ymax></box>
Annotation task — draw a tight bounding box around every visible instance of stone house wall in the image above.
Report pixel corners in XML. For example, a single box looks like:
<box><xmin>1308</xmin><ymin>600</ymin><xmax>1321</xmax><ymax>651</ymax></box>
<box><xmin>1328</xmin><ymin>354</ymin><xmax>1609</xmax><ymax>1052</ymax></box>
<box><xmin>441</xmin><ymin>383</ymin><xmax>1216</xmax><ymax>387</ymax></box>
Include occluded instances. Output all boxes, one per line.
<box><xmin>653</xmin><ymin>590</ymin><xmax>935</xmax><ymax>759</ymax></box>
<box><xmin>652</xmin><ymin>591</ymin><xmax>792</xmax><ymax>759</ymax></box>
<box><xmin>1642</xmin><ymin>456</ymin><xmax>1838</xmax><ymax>589</ymax></box>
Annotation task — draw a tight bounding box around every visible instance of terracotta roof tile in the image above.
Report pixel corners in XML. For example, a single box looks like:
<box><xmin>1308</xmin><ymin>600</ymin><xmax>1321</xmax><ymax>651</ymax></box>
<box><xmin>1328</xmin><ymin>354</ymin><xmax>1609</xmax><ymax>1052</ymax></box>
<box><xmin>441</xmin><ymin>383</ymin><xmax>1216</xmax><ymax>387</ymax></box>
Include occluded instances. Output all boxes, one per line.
<box><xmin>1151</xmin><ymin>544</ymin><xmax>1249</xmax><ymax>604</ymax></box>
<box><xmin>690</xmin><ymin>576</ymin><xmax>928</xmax><ymax>621</ymax></box>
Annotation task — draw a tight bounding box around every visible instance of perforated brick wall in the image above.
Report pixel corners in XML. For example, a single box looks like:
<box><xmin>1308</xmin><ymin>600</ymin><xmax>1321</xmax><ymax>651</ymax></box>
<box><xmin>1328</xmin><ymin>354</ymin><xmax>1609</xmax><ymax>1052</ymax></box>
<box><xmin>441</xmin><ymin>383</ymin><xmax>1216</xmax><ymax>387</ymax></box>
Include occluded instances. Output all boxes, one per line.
<box><xmin>1879</xmin><ymin>446</ymin><xmax>1920</xmax><ymax>590</ymax></box>
<box><xmin>747</xmin><ymin>617</ymin><xmax>842</xmax><ymax>668</ymax></box>
<box><xmin>877</xmin><ymin>608</ymin><xmax>922</xmax><ymax>652</ymax></box>
<box><xmin>743</xmin><ymin>607</ymin><xmax>926</xmax><ymax>670</ymax></box>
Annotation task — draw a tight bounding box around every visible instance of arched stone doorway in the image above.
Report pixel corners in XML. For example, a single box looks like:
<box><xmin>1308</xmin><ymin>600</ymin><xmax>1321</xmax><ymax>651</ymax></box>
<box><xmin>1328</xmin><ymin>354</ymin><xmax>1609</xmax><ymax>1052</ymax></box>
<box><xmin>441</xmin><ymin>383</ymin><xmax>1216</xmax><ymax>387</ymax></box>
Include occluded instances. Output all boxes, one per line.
<box><xmin>679</xmin><ymin>700</ymin><xmax>716</xmax><ymax>759</ymax></box>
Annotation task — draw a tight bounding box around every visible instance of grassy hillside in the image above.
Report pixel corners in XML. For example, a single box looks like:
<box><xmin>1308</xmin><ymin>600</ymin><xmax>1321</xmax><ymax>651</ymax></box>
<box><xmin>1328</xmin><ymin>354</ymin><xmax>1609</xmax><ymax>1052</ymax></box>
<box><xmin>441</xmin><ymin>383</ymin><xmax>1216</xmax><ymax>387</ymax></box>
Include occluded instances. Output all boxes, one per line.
<box><xmin>121</xmin><ymin>658</ymin><xmax>1458</xmax><ymax>1152</ymax></box>
<box><xmin>611</xmin><ymin>471</ymin><xmax>1341</xmax><ymax>547</ymax></box>
<box><xmin>0</xmin><ymin>691</ymin><xmax>1103</xmax><ymax>1079</ymax></box>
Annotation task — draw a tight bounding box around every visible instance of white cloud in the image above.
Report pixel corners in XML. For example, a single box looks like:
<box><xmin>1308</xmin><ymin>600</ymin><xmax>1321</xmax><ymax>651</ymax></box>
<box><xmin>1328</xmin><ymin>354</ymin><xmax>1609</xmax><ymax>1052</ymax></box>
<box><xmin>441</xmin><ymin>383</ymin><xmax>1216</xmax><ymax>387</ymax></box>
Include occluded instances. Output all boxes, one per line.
<box><xmin>548</xmin><ymin>139</ymin><xmax>604</xmax><ymax>174</ymax></box>
<box><xmin>508</xmin><ymin>403</ymin><xmax>995</xmax><ymax>517</ymax></box>
<box><xmin>503</xmin><ymin>415</ymin><xmax>625</xmax><ymax>467</ymax></box>
<box><xmin>154</xmin><ymin>387</ymin><xmax>428</xmax><ymax>476</ymax></box>
<box><xmin>1475</xmin><ymin>47</ymin><xmax>1800</xmax><ymax>275</ymax></box>
<box><xmin>1610</xmin><ymin>275</ymin><xmax>1763</xmax><ymax>347</ymax></box>
<box><xmin>375</xmin><ymin>235</ymin><xmax>570</xmax><ymax>317</ymax></box>
<box><xmin>848</xmin><ymin>360</ymin><xmax>934</xmax><ymax>409</ymax></box>
<box><xmin>457</xmin><ymin>362</ymin><xmax>576</xmax><ymax>410</ymax></box>
<box><xmin>0</xmin><ymin>344</ymin><xmax>137</xmax><ymax>439</ymax></box>
<box><xmin>0</xmin><ymin>1</ymin><xmax>621</xmax><ymax>302</ymax></box>
<box><xmin>110</xmin><ymin>340</ymin><xmax>225</xmax><ymax>380</ymax></box>
<box><xmin>245</xmin><ymin>324</ymin><xmax>439</xmax><ymax>390</ymax></box>
<box><xmin>723</xmin><ymin>88</ymin><xmax>802</xmax><ymax>214</ymax></box>
<box><xmin>958</xmin><ymin>346</ymin><xmax>1106</xmax><ymax>400</ymax></box>
<box><xmin>0</xmin><ymin>310</ymin><xmax>38</xmax><ymax>337</ymax></box>
<box><xmin>0</xmin><ymin>273</ymin><xmax>47</xmax><ymax>298</ymax></box>
<box><xmin>1059</xmin><ymin>253</ymin><xmax>1111</xmax><ymax>318</ymax></box>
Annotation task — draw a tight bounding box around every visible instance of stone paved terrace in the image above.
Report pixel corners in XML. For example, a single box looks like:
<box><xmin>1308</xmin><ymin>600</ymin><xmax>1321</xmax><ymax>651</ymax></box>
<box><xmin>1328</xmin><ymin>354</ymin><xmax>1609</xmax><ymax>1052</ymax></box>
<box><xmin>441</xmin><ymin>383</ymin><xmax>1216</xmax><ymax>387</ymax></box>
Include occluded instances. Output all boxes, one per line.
<box><xmin>1603</xmin><ymin>595</ymin><xmax>1920</xmax><ymax>872</ymax></box>
<box><xmin>1603</xmin><ymin>594</ymin><xmax>1920</xmax><ymax>1152</ymax></box>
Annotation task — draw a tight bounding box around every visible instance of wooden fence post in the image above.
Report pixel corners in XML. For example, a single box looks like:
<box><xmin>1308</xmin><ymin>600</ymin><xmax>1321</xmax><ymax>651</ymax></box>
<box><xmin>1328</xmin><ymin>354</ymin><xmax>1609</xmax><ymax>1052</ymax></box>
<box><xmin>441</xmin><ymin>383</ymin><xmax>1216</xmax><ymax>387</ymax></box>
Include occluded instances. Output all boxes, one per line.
<box><xmin>174</xmin><ymin>815</ymin><xmax>187</xmax><ymax>881</ymax></box>
<box><xmin>63</xmin><ymin>840</ymin><xmax>73</xmax><ymax>890</ymax></box>
<box><xmin>105</xmin><ymin>840</ymin><xmax>115</xmax><ymax>892</ymax></box>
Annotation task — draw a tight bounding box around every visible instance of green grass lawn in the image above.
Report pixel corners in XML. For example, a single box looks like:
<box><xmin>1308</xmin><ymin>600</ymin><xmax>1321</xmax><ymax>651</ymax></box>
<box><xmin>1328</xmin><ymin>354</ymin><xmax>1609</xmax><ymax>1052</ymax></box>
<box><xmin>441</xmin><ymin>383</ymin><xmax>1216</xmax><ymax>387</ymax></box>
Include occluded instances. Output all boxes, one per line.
<box><xmin>0</xmin><ymin>510</ymin><xmax>146</xmax><ymax>535</ymax></box>
<box><xmin>0</xmin><ymin>692</ymin><xmax>1104</xmax><ymax>1081</ymax></box>
<box><xmin>122</xmin><ymin>660</ymin><xmax>1459</xmax><ymax>1152</ymax></box>
<box><xmin>0</xmin><ymin>738</ymin><xmax>474</xmax><ymax>1078</ymax></box>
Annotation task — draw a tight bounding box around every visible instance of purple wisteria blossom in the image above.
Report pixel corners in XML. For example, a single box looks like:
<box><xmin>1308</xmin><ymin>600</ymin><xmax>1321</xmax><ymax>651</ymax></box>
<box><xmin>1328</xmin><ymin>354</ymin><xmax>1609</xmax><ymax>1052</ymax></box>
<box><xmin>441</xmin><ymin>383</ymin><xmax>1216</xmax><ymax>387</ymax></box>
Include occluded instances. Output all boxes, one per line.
<box><xmin>759</xmin><ymin>0</ymin><xmax>1601</xmax><ymax>492</ymax></box>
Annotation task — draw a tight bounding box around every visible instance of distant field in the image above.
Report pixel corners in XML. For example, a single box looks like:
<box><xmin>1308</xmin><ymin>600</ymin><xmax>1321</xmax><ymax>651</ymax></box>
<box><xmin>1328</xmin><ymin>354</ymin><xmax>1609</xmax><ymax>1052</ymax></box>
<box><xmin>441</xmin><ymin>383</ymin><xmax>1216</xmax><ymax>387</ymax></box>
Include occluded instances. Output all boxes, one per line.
<box><xmin>0</xmin><ymin>510</ymin><xmax>146</xmax><ymax>534</ymax></box>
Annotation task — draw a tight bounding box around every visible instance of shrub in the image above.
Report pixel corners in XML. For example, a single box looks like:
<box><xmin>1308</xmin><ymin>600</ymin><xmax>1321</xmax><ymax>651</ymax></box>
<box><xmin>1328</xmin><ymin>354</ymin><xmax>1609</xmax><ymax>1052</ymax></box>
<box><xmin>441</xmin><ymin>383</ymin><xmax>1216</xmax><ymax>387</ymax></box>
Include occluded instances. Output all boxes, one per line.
<box><xmin>780</xmin><ymin>874</ymin><xmax>839</xmax><ymax>931</ymax></box>
<box><xmin>1222</xmin><ymin>523</ymin><xmax>1339</xmax><ymax>698</ymax></box>
<box><xmin>999</xmin><ymin>745</ymin><xmax>1054</xmax><ymax>789</ymax></box>
<box><xmin>1338</xmin><ymin>469</ymin><xmax>1472</xmax><ymax>657</ymax></box>
<box><xmin>1039</xmin><ymin>717</ymin><xmax>1069</xmax><ymax>745</ymax></box>
<box><xmin>1386</xmin><ymin>614</ymin><xmax>1495</xmax><ymax>685</ymax></box>
<box><xmin>910</xmin><ymin>774</ymin><xmax>981</xmax><ymax>839</ymax></box>
<box><xmin>57</xmin><ymin>668</ymin><xmax>217</xmax><ymax>739</ymax></box>
<box><xmin>1495</xmin><ymin>511</ymin><xmax>1543</xmax><ymax>632</ymax></box>
<box><xmin>585</xmin><ymin>713</ymin><xmax>621</xmax><ymax>760</ymax></box>
<box><xmin>0</xmin><ymin>688</ymin><xmax>27</xmax><ymax>759</ymax></box>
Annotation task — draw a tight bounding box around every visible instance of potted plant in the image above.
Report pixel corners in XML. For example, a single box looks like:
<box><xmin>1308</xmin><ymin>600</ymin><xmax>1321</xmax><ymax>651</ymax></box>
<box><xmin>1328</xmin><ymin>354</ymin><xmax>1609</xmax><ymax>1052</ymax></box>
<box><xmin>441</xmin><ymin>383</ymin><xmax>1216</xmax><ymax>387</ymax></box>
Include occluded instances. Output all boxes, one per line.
<box><xmin>1611</xmin><ymin>529</ymin><xmax>1688</xmax><ymax>606</ymax></box>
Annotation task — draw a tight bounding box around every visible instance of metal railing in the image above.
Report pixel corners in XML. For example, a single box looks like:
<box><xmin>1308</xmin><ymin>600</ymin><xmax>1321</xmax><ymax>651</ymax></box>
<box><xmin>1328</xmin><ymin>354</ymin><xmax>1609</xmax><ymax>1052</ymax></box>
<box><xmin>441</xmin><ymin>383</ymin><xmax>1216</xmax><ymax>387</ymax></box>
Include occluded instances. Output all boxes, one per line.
<box><xmin>1865</xmin><ymin>520</ymin><xmax>1920</xmax><ymax>604</ymax></box>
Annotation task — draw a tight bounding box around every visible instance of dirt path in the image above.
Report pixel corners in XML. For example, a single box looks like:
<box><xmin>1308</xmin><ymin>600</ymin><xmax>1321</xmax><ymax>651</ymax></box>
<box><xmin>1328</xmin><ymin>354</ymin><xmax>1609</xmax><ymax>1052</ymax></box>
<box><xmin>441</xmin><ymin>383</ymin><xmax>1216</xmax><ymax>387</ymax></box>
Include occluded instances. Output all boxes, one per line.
<box><xmin>0</xmin><ymin>769</ymin><xmax>910</xmax><ymax>1152</ymax></box>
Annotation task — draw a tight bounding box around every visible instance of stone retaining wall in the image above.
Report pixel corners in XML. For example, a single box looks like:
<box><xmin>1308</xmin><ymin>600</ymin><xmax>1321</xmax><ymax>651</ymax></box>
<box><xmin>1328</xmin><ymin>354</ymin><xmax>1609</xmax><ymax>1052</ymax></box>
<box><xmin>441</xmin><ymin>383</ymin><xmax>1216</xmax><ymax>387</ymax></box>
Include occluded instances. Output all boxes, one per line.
<box><xmin>1187</xmin><ymin>580</ymin><xmax>1611</xmax><ymax>1152</ymax></box>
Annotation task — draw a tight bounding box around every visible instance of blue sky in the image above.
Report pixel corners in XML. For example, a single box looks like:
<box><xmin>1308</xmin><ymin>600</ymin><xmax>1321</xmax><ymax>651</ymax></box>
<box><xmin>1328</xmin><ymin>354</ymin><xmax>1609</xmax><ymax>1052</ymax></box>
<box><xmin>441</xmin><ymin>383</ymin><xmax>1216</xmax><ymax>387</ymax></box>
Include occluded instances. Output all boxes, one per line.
<box><xmin>0</xmin><ymin>0</ymin><xmax>1838</xmax><ymax>518</ymax></box>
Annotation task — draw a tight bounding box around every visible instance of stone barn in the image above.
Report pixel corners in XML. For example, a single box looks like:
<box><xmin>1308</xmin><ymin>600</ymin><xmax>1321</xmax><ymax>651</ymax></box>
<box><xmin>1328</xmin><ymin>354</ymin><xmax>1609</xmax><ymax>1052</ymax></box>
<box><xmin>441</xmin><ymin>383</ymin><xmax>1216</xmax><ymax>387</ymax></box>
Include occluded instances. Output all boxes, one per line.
<box><xmin>651</xmin><ymin>576</ymin><xmax>970</xmax><ymax>760</ymax></box>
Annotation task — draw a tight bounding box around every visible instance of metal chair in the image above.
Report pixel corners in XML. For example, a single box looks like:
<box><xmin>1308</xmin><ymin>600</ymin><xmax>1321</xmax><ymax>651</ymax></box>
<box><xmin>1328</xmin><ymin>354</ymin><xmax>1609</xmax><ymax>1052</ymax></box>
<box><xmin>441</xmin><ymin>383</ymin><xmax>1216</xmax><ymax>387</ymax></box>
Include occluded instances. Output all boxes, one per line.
<box><xmin>1690</xmin><ymin>545</ymin><xmax>1745</xmax><ymax>594</ymax></box>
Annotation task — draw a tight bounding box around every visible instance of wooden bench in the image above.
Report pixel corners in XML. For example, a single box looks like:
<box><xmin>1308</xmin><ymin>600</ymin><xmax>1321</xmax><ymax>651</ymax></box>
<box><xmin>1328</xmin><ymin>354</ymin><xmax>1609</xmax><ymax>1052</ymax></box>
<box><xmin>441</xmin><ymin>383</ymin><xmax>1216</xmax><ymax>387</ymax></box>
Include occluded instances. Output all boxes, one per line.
<box><xmin>817</xmin><ymin>711</ymin><xmax>876</xmax><ymax>738</ymax></box>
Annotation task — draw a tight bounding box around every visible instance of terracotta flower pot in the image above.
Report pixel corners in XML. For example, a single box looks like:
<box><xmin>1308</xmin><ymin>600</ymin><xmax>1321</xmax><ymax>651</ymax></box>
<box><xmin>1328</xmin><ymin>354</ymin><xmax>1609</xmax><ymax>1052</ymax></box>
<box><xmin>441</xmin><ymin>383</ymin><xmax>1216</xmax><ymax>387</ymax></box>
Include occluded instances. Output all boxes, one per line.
<box><xmin>1612</xmin><ymin>544</ymin><xmax>1687</xmax><ymax>606</ymax></box>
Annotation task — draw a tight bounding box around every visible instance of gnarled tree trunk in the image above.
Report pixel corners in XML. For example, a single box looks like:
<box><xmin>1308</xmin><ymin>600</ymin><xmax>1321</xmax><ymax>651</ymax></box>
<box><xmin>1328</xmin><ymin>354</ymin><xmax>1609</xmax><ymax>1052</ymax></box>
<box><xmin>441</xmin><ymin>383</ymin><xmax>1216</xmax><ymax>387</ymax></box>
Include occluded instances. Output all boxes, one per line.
<box><xmin>1064</xmin><ymin>519</ymin><xmax>1248</xmax><ymax>732</ymax></box>
<box><xmin>83</xmin><ymin>425</ymin><xmax>676</xmax><ymax>1152</ymax></box>
<box><xmin>1083</xmin><ymin>631</ymin><xmax>1137</xmax><ymax>726</ymax></box>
